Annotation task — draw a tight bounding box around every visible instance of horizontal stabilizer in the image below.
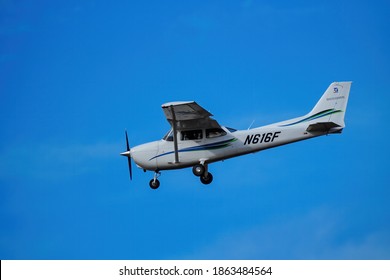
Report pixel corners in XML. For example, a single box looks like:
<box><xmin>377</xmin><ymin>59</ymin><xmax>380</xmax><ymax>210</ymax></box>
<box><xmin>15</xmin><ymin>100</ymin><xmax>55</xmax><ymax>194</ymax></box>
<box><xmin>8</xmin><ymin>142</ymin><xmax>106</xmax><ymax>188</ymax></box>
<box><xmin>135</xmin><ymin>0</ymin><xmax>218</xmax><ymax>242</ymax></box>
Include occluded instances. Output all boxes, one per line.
<box><xmin>306</xmin><ymin>122</ymin><xmax>343</xmax><ymax>133</ymax></box>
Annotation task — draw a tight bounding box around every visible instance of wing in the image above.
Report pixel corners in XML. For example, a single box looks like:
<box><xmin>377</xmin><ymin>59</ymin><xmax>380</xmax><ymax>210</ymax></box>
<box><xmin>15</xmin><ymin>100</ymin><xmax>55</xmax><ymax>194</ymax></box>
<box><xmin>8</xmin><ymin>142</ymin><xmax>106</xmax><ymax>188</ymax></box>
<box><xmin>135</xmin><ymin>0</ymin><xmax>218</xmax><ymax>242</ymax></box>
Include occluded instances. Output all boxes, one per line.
<box><xmin>161</xmin><ymin>101</ymin><xmax>222</xmax><ymax>130</ymax></box>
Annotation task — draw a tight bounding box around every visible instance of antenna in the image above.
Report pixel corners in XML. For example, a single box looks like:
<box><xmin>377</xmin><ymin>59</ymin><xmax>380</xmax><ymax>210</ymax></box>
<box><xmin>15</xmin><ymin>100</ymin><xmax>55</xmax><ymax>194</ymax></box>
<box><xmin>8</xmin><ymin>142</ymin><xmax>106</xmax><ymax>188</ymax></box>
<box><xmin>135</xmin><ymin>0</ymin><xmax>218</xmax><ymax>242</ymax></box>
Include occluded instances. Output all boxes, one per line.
<box><xmin>247</xmin><ymin>119</ymin><xmax>255</xmax><ymax>130</ymax></box>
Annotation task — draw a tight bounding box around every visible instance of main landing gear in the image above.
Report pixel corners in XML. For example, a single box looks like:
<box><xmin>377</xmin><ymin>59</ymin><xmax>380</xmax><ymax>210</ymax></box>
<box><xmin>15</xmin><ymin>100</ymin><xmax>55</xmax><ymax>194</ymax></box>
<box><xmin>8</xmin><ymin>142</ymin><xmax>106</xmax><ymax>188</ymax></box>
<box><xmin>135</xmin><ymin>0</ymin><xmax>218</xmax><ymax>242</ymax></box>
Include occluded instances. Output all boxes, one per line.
<box><xmin>192</xmin><ymin>163</ymin><xmax>213</xmax><ymax>185</ymax></box>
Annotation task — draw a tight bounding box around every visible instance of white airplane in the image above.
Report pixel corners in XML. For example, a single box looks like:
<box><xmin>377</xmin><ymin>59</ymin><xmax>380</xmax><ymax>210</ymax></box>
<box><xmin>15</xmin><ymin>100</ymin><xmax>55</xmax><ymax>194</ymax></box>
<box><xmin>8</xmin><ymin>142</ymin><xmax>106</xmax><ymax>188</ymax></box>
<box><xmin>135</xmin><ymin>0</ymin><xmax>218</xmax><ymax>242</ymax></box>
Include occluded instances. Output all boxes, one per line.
<box><xmin>121</xmin><ymin>81</ymin><xmax>351</xmax><ymax>189</ymax></box>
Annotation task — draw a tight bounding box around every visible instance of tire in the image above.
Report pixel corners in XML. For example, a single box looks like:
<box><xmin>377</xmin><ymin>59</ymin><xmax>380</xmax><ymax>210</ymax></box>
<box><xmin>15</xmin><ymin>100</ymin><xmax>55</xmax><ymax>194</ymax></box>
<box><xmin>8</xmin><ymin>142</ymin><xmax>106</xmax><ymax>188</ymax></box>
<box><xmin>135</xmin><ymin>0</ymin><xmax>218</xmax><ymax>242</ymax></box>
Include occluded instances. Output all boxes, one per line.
<box><xmin>149</xmin><ymin>179</ymin><xmax>160</xmax><ymax>189</ymax></box>
<box><xmin>200</xmin><ymin>172</ymin><xmax>213</xmax><ymax>185</ymax></box>
<box><xmin>192</xmin><ymin>164</ymin><xmax>205</xmax><ymax>176</ymax></box>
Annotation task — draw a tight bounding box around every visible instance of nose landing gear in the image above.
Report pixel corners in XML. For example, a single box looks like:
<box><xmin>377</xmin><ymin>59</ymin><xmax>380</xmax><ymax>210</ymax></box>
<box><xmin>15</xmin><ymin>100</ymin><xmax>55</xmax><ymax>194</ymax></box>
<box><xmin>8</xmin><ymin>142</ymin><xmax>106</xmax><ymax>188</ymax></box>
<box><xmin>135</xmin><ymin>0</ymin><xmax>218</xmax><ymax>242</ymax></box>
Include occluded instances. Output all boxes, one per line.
<box><xmin>149</xmin><ymin>171</ymin><xmax>161</xmax><ymax>189</ymax></box>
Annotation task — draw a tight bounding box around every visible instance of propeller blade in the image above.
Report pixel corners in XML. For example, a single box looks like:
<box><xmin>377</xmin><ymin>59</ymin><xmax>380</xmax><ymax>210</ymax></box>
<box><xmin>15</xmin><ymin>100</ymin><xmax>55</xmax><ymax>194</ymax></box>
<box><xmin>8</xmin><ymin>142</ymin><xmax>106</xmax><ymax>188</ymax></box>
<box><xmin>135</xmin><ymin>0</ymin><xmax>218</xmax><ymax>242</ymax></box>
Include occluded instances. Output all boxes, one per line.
<box><xmin>121</xmin><ymin>130</ymin><xmax>133</xmax><ymax>181</ymax></box>
<box><xmin>125</xmin><ymin>130</ymin><xmax>130</xmax><ymax>151</ymax></box>
<box><xmin>127</xmin><ymin>156</ymin><xmax>132</xmax><ymax>180</ymax></box>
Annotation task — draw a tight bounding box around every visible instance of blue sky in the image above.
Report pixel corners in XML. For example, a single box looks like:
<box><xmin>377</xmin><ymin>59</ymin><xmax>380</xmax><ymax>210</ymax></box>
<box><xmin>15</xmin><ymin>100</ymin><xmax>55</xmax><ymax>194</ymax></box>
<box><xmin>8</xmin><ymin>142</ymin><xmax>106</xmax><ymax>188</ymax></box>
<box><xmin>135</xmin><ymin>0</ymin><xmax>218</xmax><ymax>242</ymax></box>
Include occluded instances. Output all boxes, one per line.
<box><xmin>1</xmin><ymin>0</ymin><xmax>389</xmax><ymax>259</ymax></box>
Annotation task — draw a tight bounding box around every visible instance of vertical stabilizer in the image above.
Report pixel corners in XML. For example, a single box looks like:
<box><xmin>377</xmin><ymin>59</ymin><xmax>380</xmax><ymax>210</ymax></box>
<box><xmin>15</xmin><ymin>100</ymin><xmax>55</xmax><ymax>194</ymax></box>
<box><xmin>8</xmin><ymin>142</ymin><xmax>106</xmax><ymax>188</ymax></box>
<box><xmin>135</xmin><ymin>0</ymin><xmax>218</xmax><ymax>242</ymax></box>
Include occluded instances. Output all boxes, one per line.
<box><xmin>308</xmin><ymin>81</ymin><xmax>352</xmax><ymax>128</ymax></box>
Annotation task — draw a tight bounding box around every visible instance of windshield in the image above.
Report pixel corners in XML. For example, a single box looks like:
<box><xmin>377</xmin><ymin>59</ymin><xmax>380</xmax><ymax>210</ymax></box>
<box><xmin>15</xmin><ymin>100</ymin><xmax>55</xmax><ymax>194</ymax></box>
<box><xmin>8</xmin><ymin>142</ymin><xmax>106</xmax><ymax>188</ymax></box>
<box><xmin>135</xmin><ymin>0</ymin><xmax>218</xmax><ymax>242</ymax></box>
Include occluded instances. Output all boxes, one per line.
<box><xmin>163</xmin><ymin>129</ymin><xmax>173</xmax><ymax>141</ymax></box>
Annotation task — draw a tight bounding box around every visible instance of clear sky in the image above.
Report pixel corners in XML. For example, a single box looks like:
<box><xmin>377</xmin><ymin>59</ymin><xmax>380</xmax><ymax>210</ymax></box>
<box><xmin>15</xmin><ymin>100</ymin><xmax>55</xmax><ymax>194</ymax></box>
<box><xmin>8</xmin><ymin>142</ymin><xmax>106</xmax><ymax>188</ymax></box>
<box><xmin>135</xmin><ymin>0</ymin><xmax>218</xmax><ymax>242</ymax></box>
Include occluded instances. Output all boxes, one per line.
<box><xmin>1</xmin><ymin>0</ymin><xmax>389</xmax><ymax>259</ymax></box>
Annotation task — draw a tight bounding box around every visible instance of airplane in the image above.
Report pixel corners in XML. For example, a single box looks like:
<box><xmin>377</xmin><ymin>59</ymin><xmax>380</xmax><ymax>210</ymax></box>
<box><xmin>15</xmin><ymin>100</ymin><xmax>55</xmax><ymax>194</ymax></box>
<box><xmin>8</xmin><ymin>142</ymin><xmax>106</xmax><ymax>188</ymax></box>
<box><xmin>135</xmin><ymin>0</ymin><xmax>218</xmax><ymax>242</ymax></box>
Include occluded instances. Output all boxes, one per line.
<box><xmin>121</xmin><ymin>81</ymin><xmax>351</xmax><ymax>189</ymax></box>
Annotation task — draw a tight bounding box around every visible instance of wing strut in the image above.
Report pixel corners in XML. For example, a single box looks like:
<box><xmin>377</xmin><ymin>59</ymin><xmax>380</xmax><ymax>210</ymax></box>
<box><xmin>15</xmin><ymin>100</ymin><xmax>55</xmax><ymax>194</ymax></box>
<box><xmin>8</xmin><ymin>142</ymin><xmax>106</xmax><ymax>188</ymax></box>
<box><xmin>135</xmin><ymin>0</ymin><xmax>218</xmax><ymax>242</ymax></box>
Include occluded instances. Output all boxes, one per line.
<box><xmin>170</xmin><ymin>105</ymin><xmax>180</xmax><ymax>163</ymax></box>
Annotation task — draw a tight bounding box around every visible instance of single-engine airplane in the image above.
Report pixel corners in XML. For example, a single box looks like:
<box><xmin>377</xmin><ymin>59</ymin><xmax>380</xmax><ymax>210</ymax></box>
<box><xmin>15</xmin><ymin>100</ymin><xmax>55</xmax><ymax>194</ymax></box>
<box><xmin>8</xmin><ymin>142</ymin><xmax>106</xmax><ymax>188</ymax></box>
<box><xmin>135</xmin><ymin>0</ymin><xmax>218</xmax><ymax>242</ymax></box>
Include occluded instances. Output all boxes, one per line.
<box><xmin>121</xmin><ymin>81</ymin><xmax>351</xmax><ymax>189</ymax></box>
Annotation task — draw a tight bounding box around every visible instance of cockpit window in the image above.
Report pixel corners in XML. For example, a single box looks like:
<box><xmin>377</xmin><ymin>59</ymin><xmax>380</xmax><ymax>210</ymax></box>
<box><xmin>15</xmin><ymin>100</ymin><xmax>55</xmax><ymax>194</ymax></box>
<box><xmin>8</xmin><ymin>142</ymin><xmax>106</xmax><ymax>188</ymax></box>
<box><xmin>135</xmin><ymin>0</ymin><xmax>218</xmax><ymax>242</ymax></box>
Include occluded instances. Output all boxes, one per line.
<box><xmin>206</xmin><ymin>128</ymin><xmax>227</xmax><ymax>138</ymax></box>
<box><xmin>181</xmin><ymin>130</ymin><xmax>203</xmax><ymax>140</ymax></box>
<box><xmin>226</xmin><ymin>127</ymin><xmax>237</xmax><ymax>133</ymax></box>
<box><xmin>163</xmin><ymin>129</ymin><xmax>174</xmax><ymax>141</ymax></box>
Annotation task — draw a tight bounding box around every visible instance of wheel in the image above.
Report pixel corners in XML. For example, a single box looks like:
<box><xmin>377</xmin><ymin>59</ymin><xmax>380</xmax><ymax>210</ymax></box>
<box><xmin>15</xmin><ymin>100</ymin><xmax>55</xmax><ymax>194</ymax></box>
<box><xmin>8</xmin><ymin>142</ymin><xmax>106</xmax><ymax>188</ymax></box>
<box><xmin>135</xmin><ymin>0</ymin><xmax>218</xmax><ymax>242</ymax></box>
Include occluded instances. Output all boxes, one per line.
<box><xmin>149</xmin><ymin>179</ymin><xmax>160</xmax><ymax>189</ymax></box>
<box><xmin>192</xmin><ymin>164</ymin><xmax>205</xmax><ymax>176</ymax></box>
<box><xmin>200</xmin><ymin>172</ymin><xmax>213</xmax><ymax>185</ymax></box>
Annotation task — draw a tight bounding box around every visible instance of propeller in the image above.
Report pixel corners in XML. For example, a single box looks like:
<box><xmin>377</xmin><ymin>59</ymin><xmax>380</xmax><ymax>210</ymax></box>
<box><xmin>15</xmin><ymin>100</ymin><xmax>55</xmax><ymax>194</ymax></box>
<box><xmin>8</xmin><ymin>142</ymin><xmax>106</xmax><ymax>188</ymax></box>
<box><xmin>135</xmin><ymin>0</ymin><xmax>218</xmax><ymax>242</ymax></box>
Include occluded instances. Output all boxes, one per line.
<box><xmin>120</xmin><ymin>130</ymin><xmax>132</xmax><ymax>180</ymax></box>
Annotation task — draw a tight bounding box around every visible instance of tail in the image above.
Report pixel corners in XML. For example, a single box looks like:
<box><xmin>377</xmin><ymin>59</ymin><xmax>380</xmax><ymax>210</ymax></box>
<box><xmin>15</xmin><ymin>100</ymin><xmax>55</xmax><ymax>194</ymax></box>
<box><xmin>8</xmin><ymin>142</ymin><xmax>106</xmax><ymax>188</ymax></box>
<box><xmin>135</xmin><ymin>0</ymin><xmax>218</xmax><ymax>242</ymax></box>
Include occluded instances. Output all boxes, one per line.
<box><xmin>305</xmin><ymin>81</ymin><xmax>352</xmax><ymax>133</ymax></box>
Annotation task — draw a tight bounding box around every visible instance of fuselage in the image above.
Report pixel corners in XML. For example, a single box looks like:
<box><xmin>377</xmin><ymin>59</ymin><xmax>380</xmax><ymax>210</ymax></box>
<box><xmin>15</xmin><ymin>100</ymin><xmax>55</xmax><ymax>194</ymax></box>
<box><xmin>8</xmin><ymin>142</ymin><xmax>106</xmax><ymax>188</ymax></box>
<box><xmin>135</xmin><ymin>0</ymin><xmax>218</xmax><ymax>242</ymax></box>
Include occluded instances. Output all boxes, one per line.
<box><xmin>130</xmin><ymin>117</ymin><xmax>326</xmax><ymax>171</ymax></box>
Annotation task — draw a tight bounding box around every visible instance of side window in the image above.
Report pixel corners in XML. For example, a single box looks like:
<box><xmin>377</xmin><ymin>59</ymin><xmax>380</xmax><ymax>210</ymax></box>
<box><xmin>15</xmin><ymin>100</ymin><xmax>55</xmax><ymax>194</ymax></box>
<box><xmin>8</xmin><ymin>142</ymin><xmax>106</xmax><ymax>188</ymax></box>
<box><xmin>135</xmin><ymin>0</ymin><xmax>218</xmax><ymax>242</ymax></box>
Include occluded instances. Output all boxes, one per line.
<box><xmin>206</xmin><ymin>128</ymin><xmax>227</xmax><ymax>138</ymax></box>
<box><xmin>181</xmin><ymin>130</ymin><xmax>203</xmax><ymax>140</ymax></box>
